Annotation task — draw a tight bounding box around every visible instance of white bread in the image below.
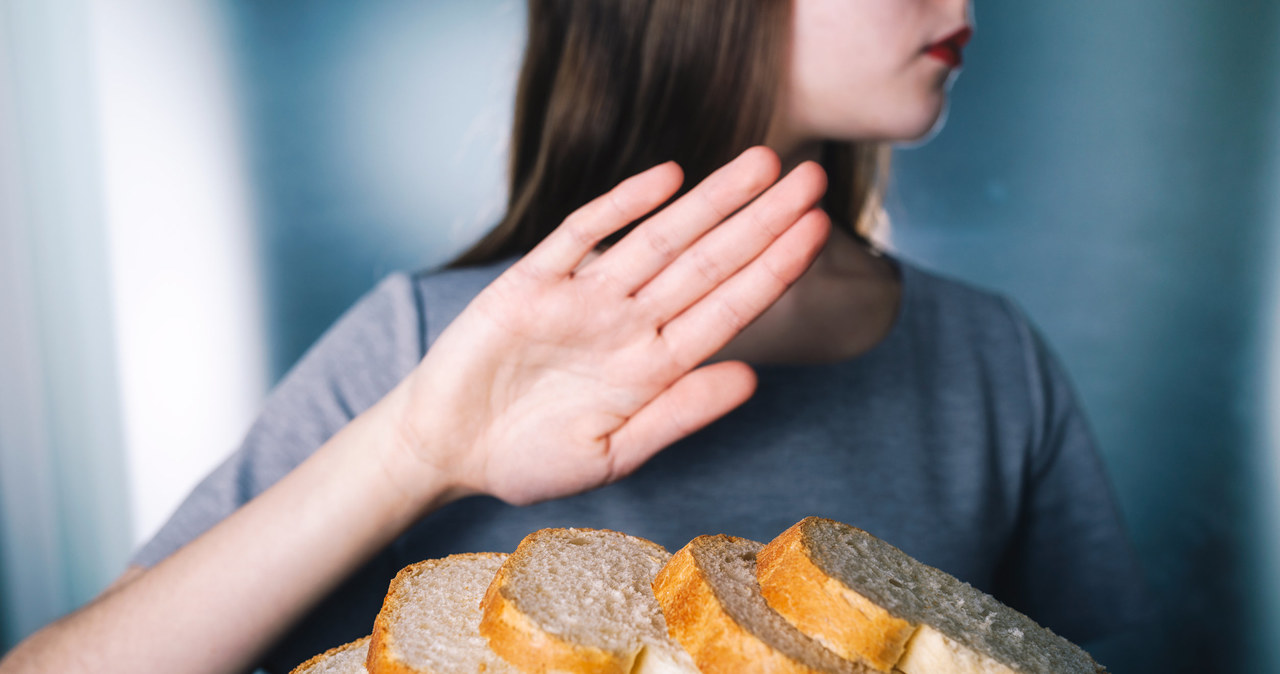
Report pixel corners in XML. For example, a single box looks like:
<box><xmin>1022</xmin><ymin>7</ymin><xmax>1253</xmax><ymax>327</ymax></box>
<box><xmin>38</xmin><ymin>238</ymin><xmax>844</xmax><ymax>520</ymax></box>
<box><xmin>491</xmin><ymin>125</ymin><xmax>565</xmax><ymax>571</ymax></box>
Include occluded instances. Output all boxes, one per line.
<box><xmin>652</xmin><ymin>534</ymin><xmax>873</xmax><ymax>673</ymax></box>
<box><xmin>291</xmin><ymin>518</ymin><xmax>1107</xmax><ymax>674</ymax></box>
<box><xmin>478</xmin><ymin>527</ymin><xmax>698</xmax><ymax>674</ymax></box>
<box><xmin>291</xmin><ymin>636</ymin><xmax>370</xmax><ymax>674</ymax></box>
<box><xmin>756</xmin><ymin>517</ymin><xmax>1107</xmax><ymax>674</ymax></box>
<box><xmin>367</xmin><ymin>552</ymin><xmax>518</xmax><ymax>674</ymax></box>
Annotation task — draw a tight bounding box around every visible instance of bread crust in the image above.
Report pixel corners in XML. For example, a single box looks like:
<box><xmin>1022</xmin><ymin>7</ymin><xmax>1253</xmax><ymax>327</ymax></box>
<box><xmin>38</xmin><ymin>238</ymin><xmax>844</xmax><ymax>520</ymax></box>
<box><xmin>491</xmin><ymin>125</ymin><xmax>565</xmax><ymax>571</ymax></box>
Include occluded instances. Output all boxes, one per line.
<box><xmin>367</xmin><ymin>552</ymin><xmax>509</xmax><ymax>674</ymax></box>
<box><xmin>757</xmin><ymin>519</ymin><xmax>915</xmax><ymax>672</ymax></box>
<box><xmin>477</xmin><ymin>529</ymin><xmax>646</xmax><ymax>674</ymax></box>
<box><xmin>759</xmin><ymin>517</ymin><xmax>1110</xmax><ymax>674</ymax></box>
<box><xmin>291</xmin><ymin>635</ymin><xmax>370</xmax><ymax>674</ymax></box>
<box><xmin>653</xmin><ymin>535</ymin><xmax>829</xmax><ymax>674</ymax></box>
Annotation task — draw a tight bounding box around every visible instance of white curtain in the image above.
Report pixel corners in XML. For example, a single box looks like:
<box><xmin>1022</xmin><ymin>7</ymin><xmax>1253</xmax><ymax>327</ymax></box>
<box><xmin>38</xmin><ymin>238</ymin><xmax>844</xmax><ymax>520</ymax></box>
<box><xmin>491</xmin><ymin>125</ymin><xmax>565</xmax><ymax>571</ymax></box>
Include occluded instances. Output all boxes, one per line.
<box><xmin>0</xmin><ymin>0</ymin><xmax>132</xmax><ymax>647</ymax></box>
<box><xmin>0</xmin><ymin>0</ymin><xmax>267</xmax><ymax>649</ymax></box>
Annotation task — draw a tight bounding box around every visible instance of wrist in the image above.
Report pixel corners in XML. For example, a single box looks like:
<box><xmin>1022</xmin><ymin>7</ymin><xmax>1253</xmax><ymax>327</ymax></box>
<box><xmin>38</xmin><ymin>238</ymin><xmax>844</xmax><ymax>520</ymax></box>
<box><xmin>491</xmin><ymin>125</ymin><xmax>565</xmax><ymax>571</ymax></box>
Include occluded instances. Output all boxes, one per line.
<box><xmin>374</xmin><ymin>380</ymin><xmax>477</xmax><ymax>516</ymax></box>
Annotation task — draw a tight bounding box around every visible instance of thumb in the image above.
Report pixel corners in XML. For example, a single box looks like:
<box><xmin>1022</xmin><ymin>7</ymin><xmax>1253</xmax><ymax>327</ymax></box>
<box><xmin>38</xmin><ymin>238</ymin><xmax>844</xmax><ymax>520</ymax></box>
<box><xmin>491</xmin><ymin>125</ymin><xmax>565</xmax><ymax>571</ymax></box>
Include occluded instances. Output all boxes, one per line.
<box><xmin>604</xmin><ymin>360</ymin><xmax>757</xmax><ymax>481</ymax></box>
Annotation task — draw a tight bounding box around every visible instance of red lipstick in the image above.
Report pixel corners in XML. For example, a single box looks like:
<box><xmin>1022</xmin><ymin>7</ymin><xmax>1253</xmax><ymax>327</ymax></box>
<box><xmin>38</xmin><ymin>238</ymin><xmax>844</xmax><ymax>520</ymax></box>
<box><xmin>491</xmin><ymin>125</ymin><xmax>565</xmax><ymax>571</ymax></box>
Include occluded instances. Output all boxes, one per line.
<box><xmin>925</xmin><ymin>26</ymin><xmax>973</xmax><ymax>68</ymax></box>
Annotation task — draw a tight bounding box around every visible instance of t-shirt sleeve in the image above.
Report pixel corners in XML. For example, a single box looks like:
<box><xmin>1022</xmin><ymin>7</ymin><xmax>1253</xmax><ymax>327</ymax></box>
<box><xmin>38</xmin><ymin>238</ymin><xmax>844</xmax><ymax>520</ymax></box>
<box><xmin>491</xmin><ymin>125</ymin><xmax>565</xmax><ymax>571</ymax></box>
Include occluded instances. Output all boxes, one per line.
<box><xmin>992</xmin><ymin>299</ymin><xmax>1155</xmax><ymax>644</ymax></box>
<box><xmin>129</xmin><ymin>273</ymin><xmax>425</xmax><ymax>568</ymax></box>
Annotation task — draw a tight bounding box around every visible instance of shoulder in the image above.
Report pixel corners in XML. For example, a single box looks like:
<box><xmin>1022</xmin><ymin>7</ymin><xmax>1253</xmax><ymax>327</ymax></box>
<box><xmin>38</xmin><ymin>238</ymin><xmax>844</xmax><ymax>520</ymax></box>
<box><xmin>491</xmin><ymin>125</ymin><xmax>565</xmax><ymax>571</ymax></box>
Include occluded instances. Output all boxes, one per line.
<box><xmin>280</xmin><ymin>272</ymin><xmax>427</xmax><ymax>388</ymax></box>
<box><xmin>892</xmin><ymin>256</ymin><xmax>1052</xmax><ymax>390</ymax></box>
<box><xmin>269</xmin><ymin>256</ymin><xmax>517</xmax><ymax>399</ymax></box>
<box><xmin>896</xmin><ymin>257</ymin><xmax>1034</xmax><ymax>348</ymax></box>
<box><xmin>895</xmin><ymin>255</ymin><xmax>1092</xmax><ymax>457</ymax></box>
<box><xmin>890</xmin><ymin>257</ymin><xmax>1074</xmax><ymax>439</ymax></box>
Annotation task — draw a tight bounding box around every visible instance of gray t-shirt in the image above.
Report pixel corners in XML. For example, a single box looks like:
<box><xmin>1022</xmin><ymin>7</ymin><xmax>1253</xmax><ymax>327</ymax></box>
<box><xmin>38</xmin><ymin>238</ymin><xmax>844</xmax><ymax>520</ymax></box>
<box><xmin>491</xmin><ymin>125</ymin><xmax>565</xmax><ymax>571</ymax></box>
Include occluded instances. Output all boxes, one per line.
<box><xmin>133</xmin><ymin>255</ymin><xmax>1150</xmax><ymax>671</ymax></box>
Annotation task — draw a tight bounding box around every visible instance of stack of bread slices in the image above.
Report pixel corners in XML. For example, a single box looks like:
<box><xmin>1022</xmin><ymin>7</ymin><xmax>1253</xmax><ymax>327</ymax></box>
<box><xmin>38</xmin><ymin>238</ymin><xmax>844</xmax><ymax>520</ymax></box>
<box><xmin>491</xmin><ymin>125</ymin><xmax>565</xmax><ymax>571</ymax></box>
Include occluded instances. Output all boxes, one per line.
<box><xmin>290</xmin><ymin>517</ymin><xmax>1107</xmax><ymax>674</ymax></box>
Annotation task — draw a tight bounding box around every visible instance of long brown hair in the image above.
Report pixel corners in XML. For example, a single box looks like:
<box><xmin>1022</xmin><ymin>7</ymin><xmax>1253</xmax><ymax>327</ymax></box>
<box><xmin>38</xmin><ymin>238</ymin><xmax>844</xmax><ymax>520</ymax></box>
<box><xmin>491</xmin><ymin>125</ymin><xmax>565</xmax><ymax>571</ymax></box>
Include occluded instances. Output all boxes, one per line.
<box><xmin>450</xmin><ymin>0</ymin><xmax>890</xmax><ymax>267</ymax></box>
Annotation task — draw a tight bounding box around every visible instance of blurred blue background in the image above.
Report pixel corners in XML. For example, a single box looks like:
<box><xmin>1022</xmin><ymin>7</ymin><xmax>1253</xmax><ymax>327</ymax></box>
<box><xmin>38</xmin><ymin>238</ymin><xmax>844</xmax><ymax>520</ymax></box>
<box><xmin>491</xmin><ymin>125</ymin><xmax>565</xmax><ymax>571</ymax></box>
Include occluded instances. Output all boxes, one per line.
<box><xmin>1</xmin><ymin>1</ymin><xmax>1278</xmax><ymax>672</ymax></box>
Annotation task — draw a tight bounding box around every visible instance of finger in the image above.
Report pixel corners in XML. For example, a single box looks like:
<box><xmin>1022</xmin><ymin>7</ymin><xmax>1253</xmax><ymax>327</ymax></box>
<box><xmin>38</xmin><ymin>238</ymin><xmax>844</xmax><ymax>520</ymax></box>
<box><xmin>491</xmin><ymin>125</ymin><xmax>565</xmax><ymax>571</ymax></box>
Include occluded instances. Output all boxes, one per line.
<box><xmin>661</xmin><ymin>208</ymin><xmax>831</xmax><ymax>368</ymax></box>
<box><xmin>604</xmin><ymin>360</ymin><xmax>757</xmax><ymax>482</ymax></box>
<box><xmin>579</xmin><ymin>146</ymin><xmax>781</xmax><ymax>293</ymax></box>
<box><xmin>634</xmin><ymin>161</ymin><xmax>827</xmax><ymax>324</ymax></box>
<box><xmin>520</xmin><ymin>161</ymin><xmax>684</xmax><ymax>279</ymax></box>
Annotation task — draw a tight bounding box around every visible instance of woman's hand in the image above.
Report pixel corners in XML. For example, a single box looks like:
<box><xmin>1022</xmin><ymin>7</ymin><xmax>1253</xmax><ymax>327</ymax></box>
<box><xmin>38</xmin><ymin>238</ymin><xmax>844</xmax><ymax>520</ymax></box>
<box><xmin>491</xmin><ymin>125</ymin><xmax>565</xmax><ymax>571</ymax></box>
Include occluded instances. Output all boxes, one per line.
<box><xmin>396</xmin><ymin>147</ymin><xmax>830</xmax><ymax>506</ymax></box>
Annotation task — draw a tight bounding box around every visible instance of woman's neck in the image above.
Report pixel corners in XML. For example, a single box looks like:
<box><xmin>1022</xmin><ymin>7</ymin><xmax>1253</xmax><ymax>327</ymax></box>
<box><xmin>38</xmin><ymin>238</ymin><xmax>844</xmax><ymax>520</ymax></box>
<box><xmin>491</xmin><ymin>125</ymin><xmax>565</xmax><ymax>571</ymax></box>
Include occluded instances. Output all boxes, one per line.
<box><xmin>706</xmin><ymin>134</ymin><xmax>903</xmax><ymax>364</ymax></box>
<box><xmin>713</xmin><ymin>227</ymin><xmax>902</xmax><ymax>365</ymax></box>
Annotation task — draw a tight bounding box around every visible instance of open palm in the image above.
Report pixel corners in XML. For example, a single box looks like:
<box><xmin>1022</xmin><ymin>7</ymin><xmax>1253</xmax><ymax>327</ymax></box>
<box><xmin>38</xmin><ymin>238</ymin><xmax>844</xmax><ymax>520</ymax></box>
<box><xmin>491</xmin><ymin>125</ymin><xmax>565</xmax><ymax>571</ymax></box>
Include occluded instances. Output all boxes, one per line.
<box><xmin>400</xmin><ymin>147</ymin><xmax>830</xmax><ymax>505</ymax></box>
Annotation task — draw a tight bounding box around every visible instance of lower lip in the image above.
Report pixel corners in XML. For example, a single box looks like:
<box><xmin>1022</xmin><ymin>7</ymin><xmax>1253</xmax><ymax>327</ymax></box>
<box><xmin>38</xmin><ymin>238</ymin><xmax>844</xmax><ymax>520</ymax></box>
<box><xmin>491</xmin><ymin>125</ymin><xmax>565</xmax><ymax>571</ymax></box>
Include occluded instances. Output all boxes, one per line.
<box><xmin>926</xmin><ymin>44</ymin><xmax>962</xmax><ymax>68</ymax></box>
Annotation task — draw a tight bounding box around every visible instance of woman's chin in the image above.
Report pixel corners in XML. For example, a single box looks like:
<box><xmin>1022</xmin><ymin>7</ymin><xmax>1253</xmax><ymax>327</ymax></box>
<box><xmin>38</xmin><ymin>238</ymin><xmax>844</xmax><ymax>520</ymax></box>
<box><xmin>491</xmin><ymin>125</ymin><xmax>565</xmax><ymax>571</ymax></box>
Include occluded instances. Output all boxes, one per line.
<box><xmin>849</xmin><ymin>93</ymin><xmax>951</xmax><ymax>146</ymax></box>
<box><xmin>795</xmin><ymin>96</ymin><xmax>952</xmax><ymax>147</ymax></box>
<box><xmin>889</xmin><ymin>101</ymin><xmax>950</xmax><ymax>148</ymax></box>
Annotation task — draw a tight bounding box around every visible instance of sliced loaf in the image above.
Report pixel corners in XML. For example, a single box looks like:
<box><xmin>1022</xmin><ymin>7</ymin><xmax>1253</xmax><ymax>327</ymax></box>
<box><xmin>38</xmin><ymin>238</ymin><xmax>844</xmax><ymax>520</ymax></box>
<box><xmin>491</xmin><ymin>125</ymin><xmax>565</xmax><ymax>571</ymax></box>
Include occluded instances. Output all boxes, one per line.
<box><xmin>367</xmin><ymin>552</ymin><xmax>518</xmax><ymax>674</ymax></box>
<box><xmin>479</xmin><ymin>527</ymin><xmax>698</xmax><ymax>674</ymax></box>
<box><xmin>652</xmin><ymin>534</ymin><xmax>873</xmax><ymax>674</ymax></box>
<box><xmin>290</xmin><ymin>636</ymin><xmax>370</xmax><ymax>674</ymax></box>
<box><xmin>756</xmin><ymin>517</ymin><xmax>1106</xmax><ymax>674</ymax></box>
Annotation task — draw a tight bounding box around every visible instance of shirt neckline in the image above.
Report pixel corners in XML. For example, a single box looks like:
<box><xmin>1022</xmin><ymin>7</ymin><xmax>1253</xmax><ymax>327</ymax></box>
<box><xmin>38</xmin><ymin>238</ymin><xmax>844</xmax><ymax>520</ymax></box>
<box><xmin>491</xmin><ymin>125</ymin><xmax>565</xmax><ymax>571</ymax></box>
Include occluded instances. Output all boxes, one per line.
<box><xmin>751</xmin><ymin>250</ymin><xmax>914</xmax><ymax>371</ymax></box>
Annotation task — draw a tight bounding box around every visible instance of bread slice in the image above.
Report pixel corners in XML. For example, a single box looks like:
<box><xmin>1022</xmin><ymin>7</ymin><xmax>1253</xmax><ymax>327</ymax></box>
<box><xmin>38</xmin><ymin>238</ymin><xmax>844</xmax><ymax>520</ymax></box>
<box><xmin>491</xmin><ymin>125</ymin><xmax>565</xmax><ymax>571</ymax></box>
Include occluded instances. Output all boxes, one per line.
<box><xmin>291</xmin><ymin>636</ymin><xmax>370</xmax><ymax>674</ymax></box>
<box><xmin>652</xmin><ymin>534</ymin><xmax>873</xmax><ymax>673</ymax></box>
<box><xmin>367</xmin><ymin>552</ymin><xmax>518</xmax><ymax>674</ymax></box>
<box><xmin>478</xmin><ymin>527</ymin><xmax>698</xmax><ymax>674</ymax></box>
<box><xmin>756</xmin><ymin>517</ymin><xmax>1107</xmax><ymax>673</ymax></box>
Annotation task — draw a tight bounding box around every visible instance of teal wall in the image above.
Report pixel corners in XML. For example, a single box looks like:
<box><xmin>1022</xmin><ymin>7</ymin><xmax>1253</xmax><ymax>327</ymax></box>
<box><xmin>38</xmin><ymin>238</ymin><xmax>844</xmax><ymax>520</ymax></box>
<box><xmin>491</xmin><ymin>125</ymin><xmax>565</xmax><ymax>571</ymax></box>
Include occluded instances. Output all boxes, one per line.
<box><xmin>214</xmin><ymin>1</ymin><xmax>1280</xmax><ymax>671</ymax></box>
<box><xmin>221</xmin><ymin>0</ymin><xmax>520</xmax><ymax>378</ymax></box>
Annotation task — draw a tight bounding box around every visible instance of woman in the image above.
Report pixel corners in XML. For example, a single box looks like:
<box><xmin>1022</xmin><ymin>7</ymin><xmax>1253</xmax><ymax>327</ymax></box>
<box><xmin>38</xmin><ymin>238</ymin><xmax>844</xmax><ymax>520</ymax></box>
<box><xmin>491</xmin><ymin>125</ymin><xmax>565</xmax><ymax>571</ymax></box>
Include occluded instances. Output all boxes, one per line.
<box><xmin>0</xmin><ymin>1</ymin><xmax>1149</xmax><ymax>672</ymax></box>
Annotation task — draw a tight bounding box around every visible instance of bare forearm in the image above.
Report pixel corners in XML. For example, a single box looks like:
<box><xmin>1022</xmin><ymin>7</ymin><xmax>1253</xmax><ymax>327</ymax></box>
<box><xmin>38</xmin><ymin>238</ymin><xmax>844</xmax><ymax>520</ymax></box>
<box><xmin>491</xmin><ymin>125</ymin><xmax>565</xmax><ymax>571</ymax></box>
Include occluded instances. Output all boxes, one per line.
<box><xmin>0</xmin><ymin>382</ymin><xmax>455</xmax><ymax>674</ymax></box>
<box><xmin>1</xmin><ymin>147</ymin><xmax>826</xmax><ymax>673</ymax></box>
